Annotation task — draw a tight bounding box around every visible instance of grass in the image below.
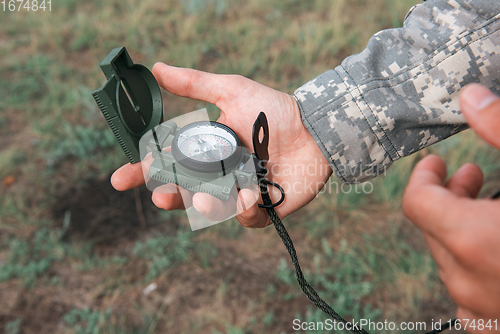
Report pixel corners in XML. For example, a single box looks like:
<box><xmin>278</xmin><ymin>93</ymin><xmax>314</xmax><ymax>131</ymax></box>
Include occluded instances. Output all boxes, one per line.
<box><xmin>4</xmin><ymin>318</ymin><xmax>22</xmax><ymax>334</ymax></box>
<box><xmin>0</xmin><ymin>228</ymin><xmax>65</xmax><ymax>287</ymax></box>
<box><xmin>132</xmin><ymin>225</ymin><xmax>218</xmax><ymax>280</ymax></box>
<box><xmin>270</xmin><ymin>218</ymin><xmax>441</xmax><ymax>334</ymax></box>
<box><xmin>2</xmin><ymin>0</ymin><xmax>500</xmax><ymax>333</ymax></box>
<box><xmin>63</xmin><ymin>308</ymin><xmax>113</xmax><ymax>334</ymax></box>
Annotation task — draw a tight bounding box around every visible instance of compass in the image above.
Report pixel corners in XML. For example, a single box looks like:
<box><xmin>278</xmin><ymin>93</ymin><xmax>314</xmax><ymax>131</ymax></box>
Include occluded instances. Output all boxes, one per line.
<box><xmin>145</xmin><ymin>118</ymin><xmax>260</xmax><ymax>201</ymax></box>
<box><xmin>92</xmin><ymin>47</ymin><xmax>269</xmax><ymax>201</ymax></box>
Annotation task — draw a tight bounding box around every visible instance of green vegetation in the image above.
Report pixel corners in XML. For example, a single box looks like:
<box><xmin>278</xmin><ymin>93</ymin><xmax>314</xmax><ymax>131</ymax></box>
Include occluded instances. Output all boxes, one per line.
<box><xmin>0</xmin><ymin>228</ymin><xmax>64</xmax><ymax>287</ymax></box>
<box><xmin>1</xmin><ymin>0</ymin><xmax>499</xmax><ymax>333</ymax></box>
<box><xmin>63</xmin><ymin>308</ymin><xmax>113</xmax><ymax>334</ymax></box>
<box><xmin>4</xmin><ymin>318</ymin><xmax>22</xmax><ymax>334</ymax></box>
<box><xmin>132</xmin><ymin>226</ymin><xmax>218</xmax><ymax>280</ymax></box>
<box><xmin>62</xmin><ymin>307</ymin><xmax>149</xmax><ymax>334</ymax></box>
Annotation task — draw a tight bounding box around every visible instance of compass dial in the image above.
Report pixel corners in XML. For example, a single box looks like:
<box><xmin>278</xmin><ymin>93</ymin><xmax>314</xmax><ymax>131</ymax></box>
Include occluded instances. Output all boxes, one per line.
<box><xmin>171</xmin><ymin>122</ymin><xmax>243</xmax><ymax>173</ymax></box>
<box><xmin>179</xmin><ymin>133</ymin><xmax>234</xmax><ymax>162</ymax></box>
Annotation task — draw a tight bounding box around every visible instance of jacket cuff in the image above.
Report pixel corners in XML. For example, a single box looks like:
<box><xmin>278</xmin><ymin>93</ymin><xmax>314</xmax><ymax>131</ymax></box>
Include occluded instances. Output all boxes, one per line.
<box><xmin>294</xmin><ymin>66</ymin><xmax>394</xmax><ymax>184</ymax></box>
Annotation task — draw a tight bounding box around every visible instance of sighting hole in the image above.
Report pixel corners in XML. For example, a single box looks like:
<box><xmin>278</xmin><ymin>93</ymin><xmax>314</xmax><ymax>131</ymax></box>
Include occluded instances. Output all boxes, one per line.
<box><xmin>258</xmin><ymin>127</ymin><xmax>265</xmax><ymax>144</ymax></box>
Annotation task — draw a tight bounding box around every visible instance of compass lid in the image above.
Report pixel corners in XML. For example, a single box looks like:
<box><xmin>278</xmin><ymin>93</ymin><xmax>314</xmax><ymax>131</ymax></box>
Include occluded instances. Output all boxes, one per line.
<box><xmin>92</xmin><ymin>47</ymin><xmax>163</xmax><ymax>164</ymax></box>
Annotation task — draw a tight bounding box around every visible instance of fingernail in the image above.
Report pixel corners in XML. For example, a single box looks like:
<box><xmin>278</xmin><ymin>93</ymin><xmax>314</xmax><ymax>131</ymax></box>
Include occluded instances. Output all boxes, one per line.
<box><xmin>192</xmin><ymin>202</ymin><xmax>205</xmax><ymax>215</ymax></box>
<box><xmin>462</xmin><ymin>84</ymin><xmax>499</xmax><ymax>113</ymax></box>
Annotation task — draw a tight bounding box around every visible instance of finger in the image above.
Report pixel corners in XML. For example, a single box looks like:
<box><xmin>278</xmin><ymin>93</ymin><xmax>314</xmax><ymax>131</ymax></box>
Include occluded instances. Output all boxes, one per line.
<box><xmin>451</xmin><ymin>277</ymin><xmax>499</xmax><ymax>319</ymax></box>
<box><xmin>236</xmin><ymin>188</ymin><xmax>270</xmax><ymax>228</ymax></box>
<box><xmin>111</xmin><ymin>163</ymin><xmax>144</xmax><ymax>191</ymax></box>
<box><xmin>421</xmin><ymin>232</ymin><xmax>457</xmax><ymax>283</ymax></box>
<box><xmin>455</xmin><ymin>308</ymin><xmax>486</xmax><ymax>331</ymax></box>
<box><xmin>403</xmin><ymin>155</ymin><xmax>457</xmax><ymax>235</ymax></box>
<box><xmin>151</xmin><ymin>184</ymin><xmax>188</xmax><ymax>210</ymax></box>
<box><xmin>111</xmin><ymin>162</ymin><xmax>146</xmax><ymax>191</ymax></box>
<box><xmin>192</xmin><ymin>192</ymin><xmax>237</xmax><ymax>221</ymax></box>
<box><xmin>460</xmin><ymin>83</ymin><xmax>500</xmax><ymax>149</ymax></box>
<box><xmin>111</xmin><ymin>153</ymin><xmax>155</xmax><ymax>191</ymax></box>
<box><xmin>445</xmin><ymin>163</ymin><xmax>484</xmax><ymax>198</ymax></box>
<box><xmin>454</xmin><ymin>307</ymin><xmax>499</xmax><ymax>332</ymax></box>
<box><xmin>152</xmin><ymin>62</ymin><xmax>227</xmax><ymax>105</ymax></box>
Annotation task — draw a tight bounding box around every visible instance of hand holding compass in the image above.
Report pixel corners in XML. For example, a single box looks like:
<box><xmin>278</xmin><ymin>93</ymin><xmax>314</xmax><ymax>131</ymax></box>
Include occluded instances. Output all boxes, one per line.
<box><xmin>103</xmin><ymin>49</ymin><xmax>332</xmax><ymax>227</ymax></box>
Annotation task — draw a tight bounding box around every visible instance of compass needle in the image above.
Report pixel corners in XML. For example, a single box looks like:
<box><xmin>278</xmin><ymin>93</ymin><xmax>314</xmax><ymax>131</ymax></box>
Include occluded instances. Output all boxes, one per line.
<box><xmin>120</xmin><ymin>80</ymin><xmax>147</xmax><ymax>126</ymax></box>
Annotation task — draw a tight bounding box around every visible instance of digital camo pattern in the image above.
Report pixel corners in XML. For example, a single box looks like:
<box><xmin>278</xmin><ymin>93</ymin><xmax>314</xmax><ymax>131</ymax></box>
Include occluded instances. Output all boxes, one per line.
<box><xmin>294</xmin><ymin>0</ymin><xmax>500</xmax><ymax>183</ymax></box>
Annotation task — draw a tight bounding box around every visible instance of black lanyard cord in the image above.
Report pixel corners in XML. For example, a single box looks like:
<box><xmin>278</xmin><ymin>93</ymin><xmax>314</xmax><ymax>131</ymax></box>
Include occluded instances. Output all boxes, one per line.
<box><xmin>258</xmin><ymin>176</ymin><xmax>456</xmax><ymax>334</ymax></box>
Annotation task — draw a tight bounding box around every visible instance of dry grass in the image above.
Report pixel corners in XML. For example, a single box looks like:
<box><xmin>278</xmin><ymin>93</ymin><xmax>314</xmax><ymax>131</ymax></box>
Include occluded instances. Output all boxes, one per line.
<box><xmin>1</xmin><ymin>0</ymin><xmax>500</xmax><ymax>333</ymax></box>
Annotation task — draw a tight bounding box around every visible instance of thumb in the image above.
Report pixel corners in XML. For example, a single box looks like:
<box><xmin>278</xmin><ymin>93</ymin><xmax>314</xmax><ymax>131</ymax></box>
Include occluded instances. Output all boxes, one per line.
<box><xmin>460</xmin><ymin>83</ymin><xmax>500</xmax><ymax>149</ymax></box>
<box><xmin>235</xmin><ymin>188</ymin><xmax>270</xmax><ymax>228</ymax></box>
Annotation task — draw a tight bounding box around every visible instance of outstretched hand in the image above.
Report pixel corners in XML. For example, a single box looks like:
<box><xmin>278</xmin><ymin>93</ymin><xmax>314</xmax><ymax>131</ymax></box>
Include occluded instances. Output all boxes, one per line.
<box><xmin>403</xmin><ymin>84</ymin><xmax>500</xmax><ymax>331</ymax></box>
<box><xmin>111</xmin><ymin>63</ymin><xmax>332</xmax><ymax>227</ymax></box>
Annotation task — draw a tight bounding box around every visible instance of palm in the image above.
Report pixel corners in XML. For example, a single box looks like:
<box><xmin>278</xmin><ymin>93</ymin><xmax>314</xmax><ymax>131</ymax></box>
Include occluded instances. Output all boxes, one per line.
<box><xmin>111</xmin><ymin>63</ymin><xmax>332</xmax><ymax>227</ymax></box>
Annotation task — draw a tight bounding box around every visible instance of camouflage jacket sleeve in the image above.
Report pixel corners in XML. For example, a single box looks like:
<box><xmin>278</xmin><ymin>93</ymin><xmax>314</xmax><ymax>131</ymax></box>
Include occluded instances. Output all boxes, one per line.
<box><xmin>293</xmin><ymin>0</ymin><xmax>500</xmax><ymax>183</ymax></box>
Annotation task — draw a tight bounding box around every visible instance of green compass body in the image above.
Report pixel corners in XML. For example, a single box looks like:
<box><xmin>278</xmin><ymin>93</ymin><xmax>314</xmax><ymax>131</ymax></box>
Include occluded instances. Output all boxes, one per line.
<box><xmin>93</xmin><ymin>47</ymin><xmax>259</xmax><ymax>201</ymax></box>
<box><xmin>146</xmin><ymin>120</ymin><xmax>257</xmax><ymax>201</ymax></box>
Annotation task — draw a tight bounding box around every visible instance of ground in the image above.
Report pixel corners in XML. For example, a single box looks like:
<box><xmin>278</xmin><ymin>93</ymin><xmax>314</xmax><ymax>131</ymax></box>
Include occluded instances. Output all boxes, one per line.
<box><xmin>1</xmin><ymin>0</ymin><xmax>499</xmax><ymax>333</ymax></box>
